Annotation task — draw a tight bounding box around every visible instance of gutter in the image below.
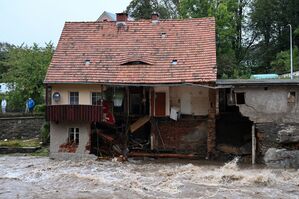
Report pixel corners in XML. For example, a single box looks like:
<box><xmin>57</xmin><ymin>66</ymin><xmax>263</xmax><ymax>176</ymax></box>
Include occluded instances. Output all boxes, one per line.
<box><xmin>44</xmin><ymin>82</ymin><xmax>232</xmax><ymax>89</ymax></box>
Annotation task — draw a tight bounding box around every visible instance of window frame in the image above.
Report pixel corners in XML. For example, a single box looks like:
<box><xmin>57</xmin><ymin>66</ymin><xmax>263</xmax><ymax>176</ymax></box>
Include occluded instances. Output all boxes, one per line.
<box><xmin>68</xmin><ymin>127</ymin><xmax>79</xmax><ymax>145</ymax></box>
<box><xmin>235</xmin><ymin>92</ymin><xmax>245</xmax><ymax>105</ymax></box>
<box><xmin>69</xmin><ymin>92</ymin><xmax>79</xmax><ymax>105</ymax></box>
<box><xmin>91</xmin><ymin>92</ymin><xmax>102</xmax><ymax>105</ymax></box>
<box><xmin>288</xmin><ymin>91</ymin><xmax>296</xmax><ymax>103</ymax></box>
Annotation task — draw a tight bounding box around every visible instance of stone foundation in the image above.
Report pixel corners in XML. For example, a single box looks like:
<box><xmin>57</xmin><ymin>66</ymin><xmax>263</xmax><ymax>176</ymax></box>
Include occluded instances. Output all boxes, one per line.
<box><xmin>264</xmin><ymin>148</ymin><xmax>299</xmax><ymax>168</ymax></box>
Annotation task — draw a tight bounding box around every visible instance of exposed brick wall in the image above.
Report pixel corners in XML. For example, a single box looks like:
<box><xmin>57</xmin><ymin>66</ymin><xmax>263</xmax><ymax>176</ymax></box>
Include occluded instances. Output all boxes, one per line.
<box><xmin>207</xmin><ymin>88</ymin><xmax>216</xmax><ymax>158</ymax></box>
<box><xmin>151</xmin><ymin>118</ymin><xmax>207</xmax><ymax>158</ymax></box>
<box><xmin>0</xmin><ymin>116</ymin><xmax>44</xmax><ymax>139</ymax></box>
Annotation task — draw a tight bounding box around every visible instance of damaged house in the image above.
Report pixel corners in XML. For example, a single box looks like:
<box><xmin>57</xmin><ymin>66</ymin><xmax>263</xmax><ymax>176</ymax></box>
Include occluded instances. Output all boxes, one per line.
<box><xmin>44</xmin><ymin>13</ymin><xmax>217</xmax><ymax>160</ymax></box>
<box><xmin>217</xmin><ymin>79</ymin><xmax>299</xmax><ymax>166</ymax></box>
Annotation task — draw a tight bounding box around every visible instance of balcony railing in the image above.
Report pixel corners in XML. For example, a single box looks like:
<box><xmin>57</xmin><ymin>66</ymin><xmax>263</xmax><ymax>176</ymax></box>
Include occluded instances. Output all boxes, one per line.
<box><xmin>46</xmin><ymin>105</ymin><xmax>102</xmax><ymax>123</ymax></box>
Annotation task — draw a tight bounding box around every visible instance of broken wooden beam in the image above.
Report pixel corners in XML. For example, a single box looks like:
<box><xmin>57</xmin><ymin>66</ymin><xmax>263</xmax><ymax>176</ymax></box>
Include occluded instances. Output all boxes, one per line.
<box><xmin>96</xmin><ymin>131</ymin><xmax>114</xmax><ymax>142</ymax></box>
<box><xmin>130</xmin><ymin>115</ymin><xmax>151</xmax><ymax>133</ymax></box>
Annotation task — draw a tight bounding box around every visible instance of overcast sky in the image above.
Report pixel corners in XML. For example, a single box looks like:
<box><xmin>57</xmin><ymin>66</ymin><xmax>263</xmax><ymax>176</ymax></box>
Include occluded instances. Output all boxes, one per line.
<box><xmin>0</xmin><ymin>0</ymin><xmax>131</xmax><ymax>46</ymax></box>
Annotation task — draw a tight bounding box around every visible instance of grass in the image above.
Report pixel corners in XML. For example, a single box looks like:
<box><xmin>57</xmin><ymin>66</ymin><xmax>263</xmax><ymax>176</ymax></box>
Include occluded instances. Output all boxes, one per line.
<box><xmin>30</xmin><ymin>147</ymin><xmax>49</xmax><ymax>157</ymax></box>
<box><xmin>0</xmin><ymin>138</ymin><xmax>41</xmax><ymax>147</ymax></box>
<box><xmin>0</xmin><ymin>138</ymin><xmax>49</xmax><ymax>157</ymax></box>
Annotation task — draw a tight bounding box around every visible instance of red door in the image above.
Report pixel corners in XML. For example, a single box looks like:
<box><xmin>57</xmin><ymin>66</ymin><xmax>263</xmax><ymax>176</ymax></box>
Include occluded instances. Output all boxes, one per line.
<box><xmin>155</xmin><ymin>92</ymin><xmax>166</xmax><ymax>116</ymax></box>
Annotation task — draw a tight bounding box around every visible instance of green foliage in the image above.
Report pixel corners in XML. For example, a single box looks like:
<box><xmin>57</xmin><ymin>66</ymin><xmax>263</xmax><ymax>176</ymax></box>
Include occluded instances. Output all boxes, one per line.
<box><xmin>250</xmin><ymin>0</ymin><xmax>299</xmax><ymax>74</ymax></box>
<box><xmin>271</xmin><ymin>47</ymin><xmax>299</xmax><ymax>74</ymax></box>
<box><xmin>180</xmin><ymin>0</ymin><xmax>247</xmax><ymax>78</ymax></box>
<box><xmin>34</xmin><ymin>104</ymin><xmax>46</xmax><ymax>113</ymax></box>
<box><xmin>40</xmin><ymin>122</ymin><xmax>50</xmax><ymax>145</ymax></box>
<box><xmin>0</xmin><ymin>43</ymin><xmax>13</xmax><ymax>81</ymax></box>
<box><xmin>2</xmin><ymin>42</ymin><xmax>54</xmax><ymax>111</ymax></box>
<box><xmin>30</xmin><ymin>147</ymin><xmax>49</xmax><ymax>156</ymax></box>
<box><xmin>126</xmin><ymin>0</ymin><xmax>179</xmax><ymax>19</ymax></box>
<box><xmin>0</xmin><ymin>138</ymin><xmax>40</xmax><ymax>147</ymax></box>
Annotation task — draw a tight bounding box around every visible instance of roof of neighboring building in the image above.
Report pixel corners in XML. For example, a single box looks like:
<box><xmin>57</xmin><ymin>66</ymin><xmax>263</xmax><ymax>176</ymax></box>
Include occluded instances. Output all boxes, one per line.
<box><xmin>280</xmin><ymin>71</ymin><xmax>299</xmax><ymax>79</ymax></box>
<box><xmin>250</xmin><ymin>74</ymin><xmax>279</xmax><ymax>79</ymax></box>
<box><xmin>217</xmin><ymin>79</ymin><xmax>299</xmax><ymax>86</ymax></box>
<box><xmin>45</xmin><ymin>17</ymin><xmax>216</xmax><ymax>84</ymax></box>
<box><xmin>97</xmin><ymin>11</ymin><xmax>116</xmax><ymax>21</ymax></box>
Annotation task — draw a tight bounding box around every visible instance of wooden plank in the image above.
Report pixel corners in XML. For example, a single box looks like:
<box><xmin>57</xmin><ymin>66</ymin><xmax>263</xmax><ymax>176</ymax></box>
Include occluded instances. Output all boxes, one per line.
<box><xmin>150</xmin><ymin>89</ymin><xmax>154</xmax><ymax>116</ymax></box>
<box><xmin>96</xmin><ymin>131</ymin><xmax>114</xmax><ymax>143</ymax></box>
<box><xmin>46</xmin><ymin>105</ymin><xmax>103</xmax><ymax>123</ymax></box>
<box><xmin>130</xmin><ymin>115</ymin><xmax>150</xmax><ymax>133</ymax></box>
<box><xmin>129</xmin><ymin>152</ymin><xmax>198</xmax><ymax>159</ymax></box>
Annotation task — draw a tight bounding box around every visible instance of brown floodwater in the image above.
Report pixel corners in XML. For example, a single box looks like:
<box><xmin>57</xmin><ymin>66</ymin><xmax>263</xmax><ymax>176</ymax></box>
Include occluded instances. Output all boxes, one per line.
<box><xmin>0</xmin><ymin>156</ymin><xmax>298</xmax><ymax>199</ymax></box>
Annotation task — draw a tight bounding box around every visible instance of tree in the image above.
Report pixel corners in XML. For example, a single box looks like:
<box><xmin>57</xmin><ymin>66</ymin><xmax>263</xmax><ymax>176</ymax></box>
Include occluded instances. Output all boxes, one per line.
<box><xmin>126</xmin><ymin>0</ymin><xmax>179</xmax><ymax>19</ymax></box>
<box><xmin>271</xmin><ymin>47</ymin><xmax>299</xmax><ymax>74</ymax></box>
<box><xmin>180</xmin><ymin>0</ymin><xmax>252</xmax><ymax>78</ymax></box>
<box><xmin>249</xmin><ymin>0</ymin><xmax>299</xmax><ymax>74</ymax></box>
<box><xmin>2</xmin><ymin>42</ymin><xmax>54</xmax><ymax>111</ymax></box>
<box><xmin>0</xmin><ymin>42</ymin><xmax>13</xmax><ymax>80</ymax></box>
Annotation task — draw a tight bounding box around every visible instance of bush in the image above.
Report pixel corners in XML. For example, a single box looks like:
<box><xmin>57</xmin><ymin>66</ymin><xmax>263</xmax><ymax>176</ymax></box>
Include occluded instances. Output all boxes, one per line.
<box><xmin>35</xmin><ymin>104</ymin><xmax>46</xmax><ymax>113</ymax></box>
<box><xmin>40</xmin><ymin>122</ymin><xmax>50</xmax><ymax>145</ymax></box>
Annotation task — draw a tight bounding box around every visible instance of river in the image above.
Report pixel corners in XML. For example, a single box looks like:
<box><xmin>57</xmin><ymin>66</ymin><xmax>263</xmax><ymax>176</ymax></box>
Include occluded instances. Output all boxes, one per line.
<box><xmin>0</xmin><ymin>156</ymin><xmax>298</xmax><ymax>199</ymax></box>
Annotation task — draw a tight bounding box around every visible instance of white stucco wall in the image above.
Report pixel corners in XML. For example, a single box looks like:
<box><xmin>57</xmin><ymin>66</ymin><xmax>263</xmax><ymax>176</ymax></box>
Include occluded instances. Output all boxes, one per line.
<box><xmin>50</xmin><ymin>121</ymin><xmax>90</xmax><ymax>154</ymax></box>
<box><xmin>170</xmin><ymin>86</ymin><xmax>209</xmax><ymax>116</ymax></box>
<box><xmin>51</xmin><ymin>84</ymin><xmax>104</xmax><ymax>105</ymax></box>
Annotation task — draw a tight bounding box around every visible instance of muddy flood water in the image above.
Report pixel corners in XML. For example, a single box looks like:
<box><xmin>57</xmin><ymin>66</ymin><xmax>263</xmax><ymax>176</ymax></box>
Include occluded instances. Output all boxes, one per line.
<box><xmin>0</xmin><ymin>156</ymin><xmax>299</xmax><ymax>199</ymax></box>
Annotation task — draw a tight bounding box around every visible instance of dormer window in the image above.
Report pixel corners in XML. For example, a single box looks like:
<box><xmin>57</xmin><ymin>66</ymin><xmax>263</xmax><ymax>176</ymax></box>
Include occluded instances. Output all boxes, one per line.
<box><xmin>121</xmin><ymin>61</ymin><xmax>150</xmax><ymax>65</ymax></box>
<box><xmin>171</xmin><ymin>59</ymin><xmax>177</xmax><ymax>65</ymax></box>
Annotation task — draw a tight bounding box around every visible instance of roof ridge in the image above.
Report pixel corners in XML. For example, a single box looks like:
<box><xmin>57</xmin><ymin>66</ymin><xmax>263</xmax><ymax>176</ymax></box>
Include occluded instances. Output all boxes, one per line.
<box><xmin>64</xmin><ymin>17</ymin><xmax>215</xmax><ymax>24</ymax></box>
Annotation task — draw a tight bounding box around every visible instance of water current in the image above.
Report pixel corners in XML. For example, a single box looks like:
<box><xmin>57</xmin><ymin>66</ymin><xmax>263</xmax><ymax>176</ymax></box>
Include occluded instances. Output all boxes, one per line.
<box><xmin>0</xmin><ymin>156</ymin><xmax>298</xmax><ymax>198</ymax></box>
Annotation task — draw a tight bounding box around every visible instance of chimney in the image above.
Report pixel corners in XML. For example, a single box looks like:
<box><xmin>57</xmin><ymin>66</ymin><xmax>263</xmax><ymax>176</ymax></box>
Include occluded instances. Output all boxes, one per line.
<box><xmin>116</xmin><ymin>13</ymin><xmax>128</xmax><ymax>22</ymax></box>
<box><xmin>151</xmin><ymin>12</ymin><xmax>159</xmax><ymax>21</ymax></box>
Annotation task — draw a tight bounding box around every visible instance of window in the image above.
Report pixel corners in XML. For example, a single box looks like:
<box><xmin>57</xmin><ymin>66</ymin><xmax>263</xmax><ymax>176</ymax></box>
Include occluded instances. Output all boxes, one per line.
<box><xmin>161</xmin><ymin>32</ymin><xmax>167</xmax><ymax>38</ymax></box>
<box><xmin>68</xmin><ymin>128</ymin><xmax>79</xmax><ymax>145</ymax></box>
<box><xmin>121</xmin><ymin>61</ymin><xmax>150</xmax><ymax>65</ymax></box>
<box><xmin>70</xmin><ymin>92</ymin><xmax>79</xmax><ymax>105</ymax></box>
<box><xmin>288</xmin><ymin>91</ymin><xmax>296</xmax><ymax>103</ymax></box>
<box><xmin>171</xmin><ymin>59</ymin><xmax>178</xmax><ymax>65</ymax></box>
<box><xmin>92</xmin><ymin>92</ymin><xmax>102</xmax><ymax>105</ymax></box>
<box><xmin>236</xmin><ymin>92</ymin><xmax>245</xmax><ymax>104</ymax></box>
<box><xmin>85</xmin><ymin>59</ymin><xmax>91</xmax><ymax>66</ymax></box>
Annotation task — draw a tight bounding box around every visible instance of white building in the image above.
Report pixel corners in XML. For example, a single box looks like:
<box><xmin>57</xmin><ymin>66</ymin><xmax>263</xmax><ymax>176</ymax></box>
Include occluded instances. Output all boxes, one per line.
<box><xmin>0</xmin><ymin>83</ymin><xmax>11</xmax><ymax>93</ymax></box>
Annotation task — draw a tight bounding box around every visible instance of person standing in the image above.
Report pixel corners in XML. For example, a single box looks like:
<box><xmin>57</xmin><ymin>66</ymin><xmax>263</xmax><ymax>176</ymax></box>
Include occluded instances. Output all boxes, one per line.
<box><xmin>26</xmin><ymin>98</ymin><xmax>35</xmax><ymax>113</ymax></box>
<box><xmin>1</xmin><ymin>97</ymin><xmax>7</xmax><ymax>113</ymax></box>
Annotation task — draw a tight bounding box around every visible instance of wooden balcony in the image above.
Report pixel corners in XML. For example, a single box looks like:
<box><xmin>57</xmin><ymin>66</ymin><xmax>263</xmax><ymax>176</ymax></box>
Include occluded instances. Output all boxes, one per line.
<box><xmin>46</xmin><ymin>105</ymin><xmax>102</xmax><ymax>123</ymax></box>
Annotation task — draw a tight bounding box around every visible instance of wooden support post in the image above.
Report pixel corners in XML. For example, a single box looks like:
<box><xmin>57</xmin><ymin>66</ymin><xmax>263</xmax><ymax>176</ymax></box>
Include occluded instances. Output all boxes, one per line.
<box><xmin>123</xmin><ymin>87</ymin><xmax>130</xmax><ymax>157</ymax></box>
<box><xmin>252</xmin><ymin>123</ymin><xmax>256</xmax><ymax>165</ymax></box>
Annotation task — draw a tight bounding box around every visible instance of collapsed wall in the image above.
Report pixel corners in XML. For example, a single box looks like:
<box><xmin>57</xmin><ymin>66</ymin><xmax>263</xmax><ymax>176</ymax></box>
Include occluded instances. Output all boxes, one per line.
<box><xmin>234</xmin><ymin>86</ymin><xmax>299</xmax><ymax>167</ymax></box>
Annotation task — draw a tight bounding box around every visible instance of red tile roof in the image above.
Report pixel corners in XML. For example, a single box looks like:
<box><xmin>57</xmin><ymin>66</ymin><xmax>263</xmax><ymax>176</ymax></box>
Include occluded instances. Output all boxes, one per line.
<box><xmin>45</xmin><ymin>18</ymin><xmax>216</xmax><ymax>84</ymax></box>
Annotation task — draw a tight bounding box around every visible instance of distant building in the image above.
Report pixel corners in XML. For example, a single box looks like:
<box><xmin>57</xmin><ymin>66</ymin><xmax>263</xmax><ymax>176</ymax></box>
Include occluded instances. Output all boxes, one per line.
<box><xmin>280</xmin><ymin>71</ymin><xmax>299</xmax><ymax>79</ymax></box>
<box><xmin>97</xmin><ymin>11</ymin><xmax>116</xmax><ymax>22</ymax></box>
<box><xmin>0</xmin><ymin>83</ymin><xmax>11</xmax><ymax>93</ymax></box>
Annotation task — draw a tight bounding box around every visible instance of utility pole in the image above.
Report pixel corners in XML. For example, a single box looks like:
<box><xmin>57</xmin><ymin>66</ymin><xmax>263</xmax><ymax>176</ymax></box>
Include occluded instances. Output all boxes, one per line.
<box><xmin>288</xmin><ymin>24</ymin><xmax>293</xmax><ymax>79</ymax></box>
